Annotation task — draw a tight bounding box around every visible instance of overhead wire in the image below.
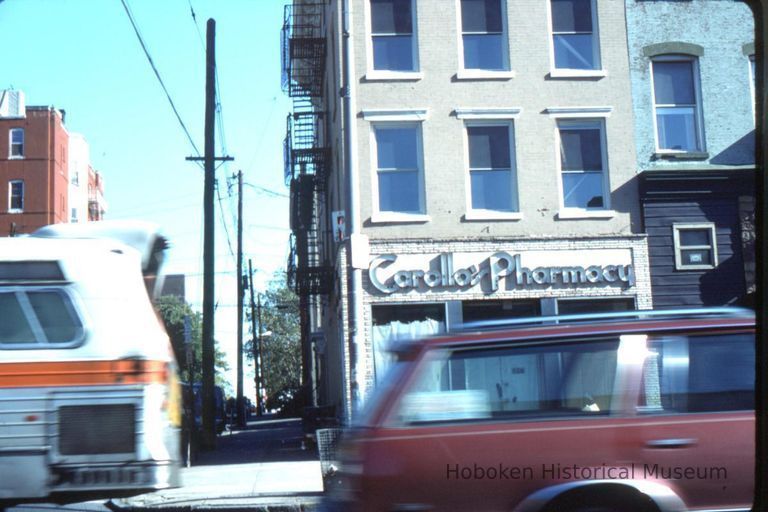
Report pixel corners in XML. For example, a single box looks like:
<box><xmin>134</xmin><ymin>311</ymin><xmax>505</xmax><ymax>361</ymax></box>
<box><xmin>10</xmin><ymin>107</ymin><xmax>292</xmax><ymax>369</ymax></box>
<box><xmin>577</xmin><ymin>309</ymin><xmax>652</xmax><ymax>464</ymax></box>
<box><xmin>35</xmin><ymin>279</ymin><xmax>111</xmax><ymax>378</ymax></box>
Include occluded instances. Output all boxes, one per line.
<box><xmin>119</xmin><ymin>0</ymin><xmax>202</xmax><ymax>161</ymax></box>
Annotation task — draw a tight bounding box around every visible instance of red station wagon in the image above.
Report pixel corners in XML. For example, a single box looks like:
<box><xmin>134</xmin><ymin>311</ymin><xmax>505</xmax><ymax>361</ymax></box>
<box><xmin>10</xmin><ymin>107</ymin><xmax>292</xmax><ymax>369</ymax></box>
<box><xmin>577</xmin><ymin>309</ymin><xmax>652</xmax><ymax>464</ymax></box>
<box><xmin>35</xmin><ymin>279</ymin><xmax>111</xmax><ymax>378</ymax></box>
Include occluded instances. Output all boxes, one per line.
<box><xmin>326</xmin><ymin>308</ymin><xmax>756</xmax><ymax>512</ymax></box>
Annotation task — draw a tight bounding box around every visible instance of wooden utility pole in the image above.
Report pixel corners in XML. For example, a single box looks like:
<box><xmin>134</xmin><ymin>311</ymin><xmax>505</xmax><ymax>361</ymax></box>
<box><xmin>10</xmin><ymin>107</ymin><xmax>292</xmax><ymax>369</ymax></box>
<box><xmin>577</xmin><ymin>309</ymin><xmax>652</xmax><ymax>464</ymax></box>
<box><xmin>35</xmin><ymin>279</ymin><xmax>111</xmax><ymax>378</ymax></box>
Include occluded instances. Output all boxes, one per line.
<box><xmin>185</xmin><ymin>18</ymin><xmax>231</xmax><ymax>449</ymax></box>
<box><xmin>247</xmin><ymin>259</ymin><xmax>263</xmax><ymax>416</ymax></box>
<box><xmin>235</xmin><ymin>170</ymin><xmax>245</xmax><ymax>428</ymax></box>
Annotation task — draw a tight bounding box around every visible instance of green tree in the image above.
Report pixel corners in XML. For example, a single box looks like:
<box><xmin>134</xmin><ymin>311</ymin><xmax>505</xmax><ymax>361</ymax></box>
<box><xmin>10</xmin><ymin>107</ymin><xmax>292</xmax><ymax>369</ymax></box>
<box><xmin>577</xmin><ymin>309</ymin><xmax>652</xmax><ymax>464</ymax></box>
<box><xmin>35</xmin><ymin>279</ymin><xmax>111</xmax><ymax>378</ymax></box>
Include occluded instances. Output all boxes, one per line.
<box><xmin>247</xmin><ymin>272</ymin><xmax>301</xmax><ymax>410</ymax></box>
<box><xmin>154</xmin><ymin>295</ymin><xmax>229</xmax><ymax>386</ymax></box>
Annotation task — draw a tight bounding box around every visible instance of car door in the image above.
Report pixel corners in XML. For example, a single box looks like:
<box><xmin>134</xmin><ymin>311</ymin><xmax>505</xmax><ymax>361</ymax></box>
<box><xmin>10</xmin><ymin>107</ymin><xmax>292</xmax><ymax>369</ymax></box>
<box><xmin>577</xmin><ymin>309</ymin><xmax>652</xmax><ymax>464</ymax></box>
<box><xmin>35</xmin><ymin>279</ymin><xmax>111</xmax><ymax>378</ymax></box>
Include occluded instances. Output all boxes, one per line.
<box><xmin>361</xmin><ymin>336</ymin><xmax>630</xmax><ymax>512</ymax></box>
<box><xmin>626</xmin><ymin>330</ymin><xmax>755</xmax><ymax>510</ymax></box>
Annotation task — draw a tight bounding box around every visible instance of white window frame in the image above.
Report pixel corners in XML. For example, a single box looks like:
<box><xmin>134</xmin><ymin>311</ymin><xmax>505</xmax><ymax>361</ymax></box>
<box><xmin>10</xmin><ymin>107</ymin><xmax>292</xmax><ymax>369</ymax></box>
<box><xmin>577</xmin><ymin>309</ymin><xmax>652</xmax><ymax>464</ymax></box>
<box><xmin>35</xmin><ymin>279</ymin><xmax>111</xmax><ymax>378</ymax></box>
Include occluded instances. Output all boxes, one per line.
<box><xmin>547</xmin><ymin>114</ymin><xmax>616</xmax><ymax>220</ymax></box>
<box><xmin>650</xmin><ymin>55</ymin><xmax>705</xmax><ymax>154</ymax></box>
<box><xmin>461</xmin><ymin>119</ymin><xmax>521</xmax><ymax>220</ymax></box>
<box><xmin>455</xmin><ymin>0</ymin><xmax>514</xmax><ymax>80</ymax></box>
<box><xmin>365</xmin><ymin>0</ymin><xmax>422</xmax><ymax>81</ymax></box>
<box><xmin>547</xmin><ymin>0</ymin><xmax>604</xmax><ymax>78</ymax></box>
<box><xmin>9</xmin><ymin>128</ymin><xmax>24</xmax><ymax>159</ymax></box>
<box><xmin>749</xmin><ymin>54</ymin><xmax>756</xmax><ymax>123</ymax></box>
<box><xmin>8</xmin><ymin>180</ymin><xmax>24</xmax><ymax>213</ymax></box>
<box><xmin>672</xmin><ymin>223</ymin><xmax>718</xmax><ymax>270</ymax></box>
<box><xmin>368</xmin><ymin>118</ymin><xmax>428</xmax><ymax>223</ymax></box>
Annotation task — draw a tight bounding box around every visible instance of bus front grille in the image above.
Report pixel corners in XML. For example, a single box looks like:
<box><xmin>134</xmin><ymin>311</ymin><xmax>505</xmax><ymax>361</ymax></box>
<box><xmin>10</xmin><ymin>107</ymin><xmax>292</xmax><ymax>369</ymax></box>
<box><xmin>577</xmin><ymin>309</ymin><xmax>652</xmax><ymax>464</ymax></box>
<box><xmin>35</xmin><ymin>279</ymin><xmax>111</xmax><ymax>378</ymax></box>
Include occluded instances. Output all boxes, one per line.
<box><xmin>59</xmin><ymin>404</ymin><xmax>136</xmax><ymax>455</ymax></box>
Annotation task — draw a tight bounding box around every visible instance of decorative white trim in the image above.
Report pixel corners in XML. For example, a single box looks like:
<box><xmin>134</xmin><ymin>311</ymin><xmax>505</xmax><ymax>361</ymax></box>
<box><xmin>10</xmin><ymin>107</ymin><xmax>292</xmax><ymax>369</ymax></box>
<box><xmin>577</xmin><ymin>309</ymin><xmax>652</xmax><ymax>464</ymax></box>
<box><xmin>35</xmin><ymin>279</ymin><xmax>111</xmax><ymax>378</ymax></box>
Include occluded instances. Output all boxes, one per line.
<box><xmin>549</xmin><ymin>69</ymin><xmax>607</xmax><ymax>79</ymax></box>
<box><xmin>363</xmin><ymin>71</ymin><xmax>424</xmax><ymax>82</ymax></box>
<box><xmin>455</xmin><ymin>107</ymin><xmax>522</xmax><ymax>120</ymax></box>
<box><xmin>463</xmin><ymin>211</ymin><xmax>523</xmax><ymax>221</ymax></box>
<box><xmin>546</xmin><ymin>106</ymin><xmax>613</xmax><ymax>118</ymax></box>
<box><xmin>362</xmin><ymin>109</ymin><xmax>428</xmax><ymax>122</ymax></box>
<box><xmin>557</xmin><ymin>209</ymin><xmax>616</xmax><ymax>220</ymax></box>
<box><xmin>456</xmin><ymin>70</ymin><xmax>516</xmax><ymax>81</ymax></box>
<box><xmin>370</xmin><ymin>212</ymin><xmax>432</xmax><ymax>224</ymax></box>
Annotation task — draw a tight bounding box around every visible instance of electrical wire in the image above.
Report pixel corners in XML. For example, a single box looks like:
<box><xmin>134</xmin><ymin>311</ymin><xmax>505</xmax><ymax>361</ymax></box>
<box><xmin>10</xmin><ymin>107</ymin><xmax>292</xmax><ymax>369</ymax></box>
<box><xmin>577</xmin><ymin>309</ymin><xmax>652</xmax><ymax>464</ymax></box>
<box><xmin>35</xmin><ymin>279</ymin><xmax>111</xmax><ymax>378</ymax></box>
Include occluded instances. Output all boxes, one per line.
<box><xmin>119</xmin><ymin>0</ymin><xmax>202</xmax><ymax>160</ymax></box>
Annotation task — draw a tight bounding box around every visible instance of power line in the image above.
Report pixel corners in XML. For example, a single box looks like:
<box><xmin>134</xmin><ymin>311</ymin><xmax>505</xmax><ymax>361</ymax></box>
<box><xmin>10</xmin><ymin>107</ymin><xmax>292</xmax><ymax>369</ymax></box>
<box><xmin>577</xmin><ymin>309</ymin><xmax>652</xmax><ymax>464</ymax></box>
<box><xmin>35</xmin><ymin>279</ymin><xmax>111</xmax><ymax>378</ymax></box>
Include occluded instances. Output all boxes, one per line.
<box><xmin>119</xmin><ymin>0</ymin><xmax>202</xmax><ymax>159</ymax></box>
<box><xmin>244</xmin><ymin>182</ymin><xmax>289</xmax><ymax>198</ymax></box>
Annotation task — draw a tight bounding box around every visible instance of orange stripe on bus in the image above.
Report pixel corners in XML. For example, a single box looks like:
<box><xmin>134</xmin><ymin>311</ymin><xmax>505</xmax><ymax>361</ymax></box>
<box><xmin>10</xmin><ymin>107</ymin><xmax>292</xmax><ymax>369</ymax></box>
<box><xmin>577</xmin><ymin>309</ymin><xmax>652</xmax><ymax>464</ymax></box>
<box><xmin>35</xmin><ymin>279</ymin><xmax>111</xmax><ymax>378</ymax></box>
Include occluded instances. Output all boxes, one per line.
<box><xmin>0</xmin><ymin>360</ymin><xmax>169</xmax><ymax>388</ymax></box>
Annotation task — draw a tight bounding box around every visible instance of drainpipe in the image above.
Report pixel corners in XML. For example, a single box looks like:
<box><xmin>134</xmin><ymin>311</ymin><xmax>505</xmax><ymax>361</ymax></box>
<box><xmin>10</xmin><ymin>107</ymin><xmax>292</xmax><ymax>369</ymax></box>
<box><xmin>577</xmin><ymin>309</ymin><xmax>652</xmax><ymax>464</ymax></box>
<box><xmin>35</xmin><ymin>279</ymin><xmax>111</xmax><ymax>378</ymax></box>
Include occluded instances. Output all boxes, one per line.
<box><xmin>342</xmin><ymin>0</ymin><xmax>365</xmax><ymax>422</ymax></box>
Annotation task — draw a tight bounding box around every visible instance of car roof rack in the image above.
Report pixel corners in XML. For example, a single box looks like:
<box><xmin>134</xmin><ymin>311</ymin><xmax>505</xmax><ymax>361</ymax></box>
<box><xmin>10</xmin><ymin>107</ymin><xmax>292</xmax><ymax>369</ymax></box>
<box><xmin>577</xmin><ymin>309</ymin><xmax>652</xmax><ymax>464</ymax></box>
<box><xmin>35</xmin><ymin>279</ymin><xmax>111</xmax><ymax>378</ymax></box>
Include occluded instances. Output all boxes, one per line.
<box><xmin>459</xmin><ymin>307</ymin><xmax>754</xmax><ymax>332</ymax></box>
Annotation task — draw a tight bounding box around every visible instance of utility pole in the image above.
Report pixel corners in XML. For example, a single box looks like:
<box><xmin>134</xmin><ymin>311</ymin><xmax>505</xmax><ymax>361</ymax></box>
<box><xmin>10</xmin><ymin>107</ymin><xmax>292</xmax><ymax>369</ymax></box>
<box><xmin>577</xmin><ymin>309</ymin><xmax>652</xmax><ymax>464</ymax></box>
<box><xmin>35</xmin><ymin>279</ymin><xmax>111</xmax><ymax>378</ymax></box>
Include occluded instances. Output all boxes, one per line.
<box><xmin>185</xmin><ymin>18</ymin><xmax>232</xmax><ymax>450</ymax></box>
<box><xmin>248</xmin><ymin>259</ymin><xmax>263</xmax><ymax>416</ymax></box>
<box><xmin>235</xmin><ymin>170</ymin><xmax>245</xmax><ymax>428</ymax></box>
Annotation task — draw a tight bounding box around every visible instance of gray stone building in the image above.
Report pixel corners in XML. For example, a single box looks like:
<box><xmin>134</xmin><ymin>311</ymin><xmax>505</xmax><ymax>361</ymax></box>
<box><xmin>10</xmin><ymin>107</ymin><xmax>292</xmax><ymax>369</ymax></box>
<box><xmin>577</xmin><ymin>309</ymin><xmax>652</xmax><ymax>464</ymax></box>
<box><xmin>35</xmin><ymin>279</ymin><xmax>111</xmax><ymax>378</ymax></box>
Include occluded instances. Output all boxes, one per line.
<box><xmin>282</xmin><ymin>0</ymin><xmax>652</xmax><ymax>420</ymax></box>
<box><xmin>625</xmin><ymin>0</ymin><xmax>756</xmax><ymax>308</ymax></box>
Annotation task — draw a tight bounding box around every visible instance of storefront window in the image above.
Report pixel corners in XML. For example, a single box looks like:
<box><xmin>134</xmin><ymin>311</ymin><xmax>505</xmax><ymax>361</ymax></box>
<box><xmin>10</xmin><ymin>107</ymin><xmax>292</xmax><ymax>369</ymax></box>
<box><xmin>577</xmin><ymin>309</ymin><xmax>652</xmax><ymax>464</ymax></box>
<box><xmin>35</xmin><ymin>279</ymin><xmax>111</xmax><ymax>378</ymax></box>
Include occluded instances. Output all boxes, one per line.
<box><xmin>462</xmin><ymin>299</ymin><xmax>540</xmax><ymax>323</ymax></box>
<box><xmin>557</xmin><ymin>297</ymin><xmax>635</xmax><ymax>316</ymax></box>
<box><xmin>372</xmin><ymin>303</ymin><xmax>446</xmax><ymax>383</ymax></box>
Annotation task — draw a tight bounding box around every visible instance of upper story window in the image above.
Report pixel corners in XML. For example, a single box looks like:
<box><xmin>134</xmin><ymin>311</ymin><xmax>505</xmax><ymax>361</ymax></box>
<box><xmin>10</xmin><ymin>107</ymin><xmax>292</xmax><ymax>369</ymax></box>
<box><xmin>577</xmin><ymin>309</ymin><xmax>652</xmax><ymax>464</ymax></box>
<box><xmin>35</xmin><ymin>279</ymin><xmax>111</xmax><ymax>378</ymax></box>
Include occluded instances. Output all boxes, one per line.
<box><xmin>672</xmin><ymin>223</ymin><xmax>717</xmax><ymax>270</ymax></box>
<box><xmin>651</xmin><ymin>55</ymin><xmax>704</xmax><ymax>153</ymax></box>
<box><xmin>9</xmin><ymin>128</ymin><xmax>24</xmax><ymax>158</ymax></box>
<box><xmin>466</xmin><ymin>123</ymin><xmax>518</xmax><ymax>214</ymax></box>
<box><xmin>370</xmin><ymin>0</ymin><xmax>417</xmax><ymax>72</ymax></box>
<box><xmin>459</xmin><ymin>0</ymin><xmax>508</xmax><ymax>72</ymax></box>
<box><xmin>8</xmin><ymin>180</ymin><xmax>23</xmax><ymax>213</ymax></box>
<box><xmin>372</xmin><ymin>123</ymin><xmax>425</xmax><ymax>216</ymax></box>
<box><xmin>557</xmin><ymin>119</ymin><xmax>609</xmax><ymax>212</ymax></box>
<box><xmin>550</xmin><ymin>0</ymin><xmax>601</xmax><ymax>72</ymax></box>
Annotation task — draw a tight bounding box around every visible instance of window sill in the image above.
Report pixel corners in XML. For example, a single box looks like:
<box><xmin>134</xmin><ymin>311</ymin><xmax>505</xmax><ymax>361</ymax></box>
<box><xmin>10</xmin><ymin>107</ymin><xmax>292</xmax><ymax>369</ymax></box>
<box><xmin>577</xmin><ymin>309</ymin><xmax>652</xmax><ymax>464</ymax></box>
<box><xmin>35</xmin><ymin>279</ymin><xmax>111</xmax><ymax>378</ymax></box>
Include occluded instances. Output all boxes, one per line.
<box><xmin>364</xmin><ymin>71</ymin><xmax>423</xmax><ymax>82</ymax></box>
<box><xmin>675</xmin><ymin>264</ymin><xmax>717</xmax><ymax>271</ymax></box>
<box><xmin>8</xmin><ymin>156</ymin><xmax>24</xmax><ymax>160</ymax></box>
<box><xmin>7</xmin><ymin>209</ymin><xmax>23</xmax><ymax>214</ymax></box>
<box><xmin>653</xmin><ymin>151</ymin><xmax>709</xmax><ymax>161</ymax></box>
<box><xmin>463</xmin><ymin>211</ymin><xmax>523</xmax><ymax>221</ymax></box>
<box><xmin>370</xmin><ymin>212</ymin><xmax>431</xmax><ymax>224</ymax></box>
<box><xmin>557</xmin><ymin>209</ymin><xmax>616</xmax><ymax>220</ymax></box>
<box><xmin>548</xmin><ymin>69</ymin><xmax>607</xmax><ymax>79</ymax></box>
<box><xmin>455</xmin><ymin>70</ymin><xmax>515</xmax><ymax>81</ymax></box>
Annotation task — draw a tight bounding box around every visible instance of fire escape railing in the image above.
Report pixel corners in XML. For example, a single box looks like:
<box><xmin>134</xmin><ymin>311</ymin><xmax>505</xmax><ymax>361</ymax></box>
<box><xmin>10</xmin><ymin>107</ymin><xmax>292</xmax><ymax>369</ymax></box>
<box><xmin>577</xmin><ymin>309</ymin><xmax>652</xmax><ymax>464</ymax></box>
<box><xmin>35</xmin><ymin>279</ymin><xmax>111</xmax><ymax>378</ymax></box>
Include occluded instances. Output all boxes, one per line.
<box><xmin>282</xmin><ymin>1</ymin><xmax>332</xmax><ymax>298</ymax></box>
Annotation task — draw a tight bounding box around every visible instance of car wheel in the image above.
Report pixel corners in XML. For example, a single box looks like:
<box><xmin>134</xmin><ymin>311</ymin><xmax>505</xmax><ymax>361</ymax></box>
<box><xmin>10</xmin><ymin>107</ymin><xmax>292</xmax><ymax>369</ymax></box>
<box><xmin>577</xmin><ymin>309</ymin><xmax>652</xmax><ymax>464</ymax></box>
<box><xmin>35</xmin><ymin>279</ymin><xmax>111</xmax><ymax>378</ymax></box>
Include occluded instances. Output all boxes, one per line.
<box><xmin>542</xmin><ymin>488</ymin><xmax>657</xmax><ymax>512</ymax></box>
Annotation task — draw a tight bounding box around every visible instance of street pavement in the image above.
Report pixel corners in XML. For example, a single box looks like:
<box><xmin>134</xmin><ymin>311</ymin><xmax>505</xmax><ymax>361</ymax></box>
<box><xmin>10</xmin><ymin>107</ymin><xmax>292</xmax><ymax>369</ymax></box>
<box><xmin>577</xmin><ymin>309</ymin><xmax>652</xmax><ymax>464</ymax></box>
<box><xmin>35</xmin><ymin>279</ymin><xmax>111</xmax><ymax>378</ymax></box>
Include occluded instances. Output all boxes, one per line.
<box><xmin>11</xmin><ymin>418</ymin><xmax>327</xmax><ymax>512</ymax></box>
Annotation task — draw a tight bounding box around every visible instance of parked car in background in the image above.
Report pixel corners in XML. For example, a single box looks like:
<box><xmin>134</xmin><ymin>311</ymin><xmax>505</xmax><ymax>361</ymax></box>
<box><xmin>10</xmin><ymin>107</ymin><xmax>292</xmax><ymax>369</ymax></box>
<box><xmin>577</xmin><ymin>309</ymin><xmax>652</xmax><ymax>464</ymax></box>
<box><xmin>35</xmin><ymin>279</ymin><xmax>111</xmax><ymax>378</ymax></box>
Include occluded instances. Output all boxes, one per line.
<box><xmin>326</xmin><ymin>308</ymin><xmax>755</xmax><ymax>512</ymax></box>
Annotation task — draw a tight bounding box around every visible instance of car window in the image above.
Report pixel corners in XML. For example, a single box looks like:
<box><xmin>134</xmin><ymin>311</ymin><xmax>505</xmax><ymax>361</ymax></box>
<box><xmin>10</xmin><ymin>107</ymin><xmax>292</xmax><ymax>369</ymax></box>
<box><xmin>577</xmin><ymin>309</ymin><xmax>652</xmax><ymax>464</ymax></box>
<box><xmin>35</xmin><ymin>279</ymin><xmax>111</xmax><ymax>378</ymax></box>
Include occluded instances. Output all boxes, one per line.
<box><xmin>639</xmin><ymin>332</ymin><xmax>754</xmax><ymax>413</ymax></box>
<box><xmin>396</xmin><ymin>339</ymin><xmax>619</xmax><ymax>425</ymax></box>
<box><xmin>0</xmin><ymin>288</ymin><xmax>84</xmax><ymax>347</ymax></box>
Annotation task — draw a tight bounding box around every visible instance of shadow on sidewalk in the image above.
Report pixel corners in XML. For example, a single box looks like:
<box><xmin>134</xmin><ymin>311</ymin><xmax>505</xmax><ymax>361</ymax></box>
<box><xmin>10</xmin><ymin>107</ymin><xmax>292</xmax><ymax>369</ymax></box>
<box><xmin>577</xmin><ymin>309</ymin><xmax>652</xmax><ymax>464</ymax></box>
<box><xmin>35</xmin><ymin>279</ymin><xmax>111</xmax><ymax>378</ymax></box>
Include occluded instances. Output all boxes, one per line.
<box><xmin>193</xmin><ymin>417</ymin><xmax>319</xmax><ymax>466</ymax></box>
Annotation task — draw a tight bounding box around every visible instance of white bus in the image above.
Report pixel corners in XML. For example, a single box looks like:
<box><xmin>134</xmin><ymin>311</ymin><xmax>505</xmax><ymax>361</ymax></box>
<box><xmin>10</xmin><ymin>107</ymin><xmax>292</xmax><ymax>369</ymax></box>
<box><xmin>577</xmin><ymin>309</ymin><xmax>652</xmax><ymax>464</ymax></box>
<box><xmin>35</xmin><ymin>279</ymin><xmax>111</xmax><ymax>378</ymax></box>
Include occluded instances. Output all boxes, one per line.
<box><xmin>0</xmin><ymin>221</ymin><xmax>181</xmax><ymax>508</ymax></box>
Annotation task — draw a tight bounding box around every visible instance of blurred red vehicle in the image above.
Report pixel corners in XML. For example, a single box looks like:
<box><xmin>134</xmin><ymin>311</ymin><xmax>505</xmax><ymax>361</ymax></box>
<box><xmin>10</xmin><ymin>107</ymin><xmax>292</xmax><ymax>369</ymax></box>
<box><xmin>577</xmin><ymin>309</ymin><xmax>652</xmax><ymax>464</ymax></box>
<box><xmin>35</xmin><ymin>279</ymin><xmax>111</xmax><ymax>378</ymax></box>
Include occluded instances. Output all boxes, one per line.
<box><xmin>326</xmin><ymin>308</ymin><xmax>755</xmax><ymax>512</ymax></box>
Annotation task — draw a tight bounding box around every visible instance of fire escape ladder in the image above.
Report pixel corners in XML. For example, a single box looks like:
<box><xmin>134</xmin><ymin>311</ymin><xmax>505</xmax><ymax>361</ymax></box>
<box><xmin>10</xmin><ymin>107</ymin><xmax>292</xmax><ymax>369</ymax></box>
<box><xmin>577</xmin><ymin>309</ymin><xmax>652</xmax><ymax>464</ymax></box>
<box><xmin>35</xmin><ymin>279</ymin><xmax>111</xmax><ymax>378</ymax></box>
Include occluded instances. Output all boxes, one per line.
<box><xmin>281</xmin><ymin>3</ymin><xmax>326</xmax><ymax>98</ymax></box>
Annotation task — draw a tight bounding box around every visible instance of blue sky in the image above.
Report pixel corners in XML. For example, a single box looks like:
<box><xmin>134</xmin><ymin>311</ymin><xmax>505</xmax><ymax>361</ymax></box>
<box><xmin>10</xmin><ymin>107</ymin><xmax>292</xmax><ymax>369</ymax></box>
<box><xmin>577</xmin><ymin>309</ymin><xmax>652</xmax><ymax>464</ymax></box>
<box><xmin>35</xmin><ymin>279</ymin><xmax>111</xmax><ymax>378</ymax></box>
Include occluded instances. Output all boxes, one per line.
<box><xmin>0</xmin><ymin>0</ymin><xmax>294</xmax><ymax>395</ymax></box>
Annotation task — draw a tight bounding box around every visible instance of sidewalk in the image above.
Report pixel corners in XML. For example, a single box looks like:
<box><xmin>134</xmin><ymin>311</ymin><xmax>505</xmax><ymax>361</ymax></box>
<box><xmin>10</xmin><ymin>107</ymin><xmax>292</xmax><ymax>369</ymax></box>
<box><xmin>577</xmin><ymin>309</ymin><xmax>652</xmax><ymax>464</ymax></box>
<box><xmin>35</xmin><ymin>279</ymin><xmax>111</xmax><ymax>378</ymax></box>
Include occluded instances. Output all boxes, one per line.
<box><xmin>113</xmin><ymin>418</ymin><xmax>325</xmax><ymax>511</ymax></box>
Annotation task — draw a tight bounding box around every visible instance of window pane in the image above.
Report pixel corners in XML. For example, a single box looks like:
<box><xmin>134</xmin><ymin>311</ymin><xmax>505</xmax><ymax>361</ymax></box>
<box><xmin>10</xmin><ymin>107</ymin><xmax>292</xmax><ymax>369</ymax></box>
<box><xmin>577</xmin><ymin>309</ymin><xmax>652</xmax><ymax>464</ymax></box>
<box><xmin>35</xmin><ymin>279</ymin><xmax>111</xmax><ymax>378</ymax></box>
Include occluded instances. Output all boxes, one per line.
<box><xmin>681</xmin><ymin>249</ymin><xmax>712</xmax><ymax>266</ymax></box>
<box><xmin>375</xmin><ymin>126</ymin><xmax>418</xmax><ymax>169</ymax></box>
<box><xmin>679</xmin><ymin>229</ymin><xmax>710</xmax><ymax>247</ymax></box>
<box><xmin>373</xmin><ymin>36</ymin><xmax>414</xmax><ymax>71</ymax></box>
<box><xmin>371</xmin><ymin>0</ymin><xmax>412</xmax><ymax>34</ymax></box>
<box><xmin>551</xmin><ymin>0</ymin><xmax>592</xmax><ymax>32</ymax></box>
<box><xmin>10</xmin><ymin>182</ymin><xmax>23</xmax><ymax>210</ymax></box>
<box><xmin>653</xmin><ymin>61</ymin><xmax>695</xmax><ymax>105</ymax></box>
<box><xmin>562</xmin><ymin>172</ymin><xmax>604</xmax><ymax>209</ymax></box>
<box><xmin>11</xmin><ymin>130</ymin><xmax>23</xmax><ymax>143</ymax></box>
<box><xmin>398</xmin><ymin>340</ymin><xmax>619</xmax><ymax>423</ymax></box>
<box><xmin>378</xmin><ymin>170</ymin><xmax>420</xmax><ymax>212</ymax></box>
<box><xmin>645</xmin><ymin>334</ymin><xmax>754</xmax><ymax>413</ymax></box>
<box><xmin>461</xmin><ymin>0</ymin><xmax>503</xmax><ymax>33</ymax></box>
<box><xmin>27</xmin><ymin>291</ymin><xmax>81</xmax><ymax>343</ymax></box>
<box><xmin>463</xmin><ymin>34</ymin><xmax>505</xmax><ymax>70</ymax></box>
<box><xmin>468</xmin><ymin>126</ymin><xmax>510</xmax><ymax>169</ymax></box>
<box><xmin>0</xmin><ymin>292</ymin><xmax>36</xmax><ymax>344</ymax></box>
<box><xmin>471</xmin><ymin>169</ymin><xmax>514</xmax><ymax>210</ymax></box>
<box><xmin>656</xmin><ymin>107</ymin><xmax>698</xmax><ymax>151</ymax></box>
<box><xmin>553</xmin><ymin>34</ymin><xmax>596</xmax><ymax>69</ymax></box>
<box><xmin>559</xmin><ymin>127</ymin><xmax>602</xmax><ymax>171</ymax></box>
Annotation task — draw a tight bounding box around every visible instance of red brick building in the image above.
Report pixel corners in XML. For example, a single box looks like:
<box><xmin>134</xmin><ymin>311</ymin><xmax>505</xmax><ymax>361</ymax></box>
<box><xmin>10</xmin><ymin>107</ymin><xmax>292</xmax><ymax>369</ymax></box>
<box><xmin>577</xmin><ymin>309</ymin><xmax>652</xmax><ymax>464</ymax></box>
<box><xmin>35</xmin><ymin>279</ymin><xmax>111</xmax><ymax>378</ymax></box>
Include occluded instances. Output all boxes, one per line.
<box><xmin>0</xmin><ymin>92</ymin><xmax>70</xmax><ymax>236</ymax></box>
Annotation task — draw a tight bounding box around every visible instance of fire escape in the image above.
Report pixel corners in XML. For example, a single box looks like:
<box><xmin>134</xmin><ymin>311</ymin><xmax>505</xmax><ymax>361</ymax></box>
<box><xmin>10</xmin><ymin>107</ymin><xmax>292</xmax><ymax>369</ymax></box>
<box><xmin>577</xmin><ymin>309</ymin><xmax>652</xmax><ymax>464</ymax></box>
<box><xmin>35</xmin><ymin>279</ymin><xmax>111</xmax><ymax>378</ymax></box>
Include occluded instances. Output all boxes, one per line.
<box><xmin>281</xmin><ymin>3</ymin><xmax>332</xmax><ymax>303</ymax></box>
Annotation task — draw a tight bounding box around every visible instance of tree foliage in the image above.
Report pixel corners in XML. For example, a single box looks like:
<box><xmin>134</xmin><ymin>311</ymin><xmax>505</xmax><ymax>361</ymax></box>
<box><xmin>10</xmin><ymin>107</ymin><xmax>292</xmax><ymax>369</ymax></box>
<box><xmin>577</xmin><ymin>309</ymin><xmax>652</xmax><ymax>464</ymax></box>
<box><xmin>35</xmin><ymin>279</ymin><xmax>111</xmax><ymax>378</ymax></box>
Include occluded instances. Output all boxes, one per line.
<box><xmin>246</xmin><ymin>272</ymin><xmax>301</xmax><ymax>410</ymax></box>
<box><xmin>154</xmin><ymin>295</ymin><xmax>229</xmax><ymax>386</ymax></box>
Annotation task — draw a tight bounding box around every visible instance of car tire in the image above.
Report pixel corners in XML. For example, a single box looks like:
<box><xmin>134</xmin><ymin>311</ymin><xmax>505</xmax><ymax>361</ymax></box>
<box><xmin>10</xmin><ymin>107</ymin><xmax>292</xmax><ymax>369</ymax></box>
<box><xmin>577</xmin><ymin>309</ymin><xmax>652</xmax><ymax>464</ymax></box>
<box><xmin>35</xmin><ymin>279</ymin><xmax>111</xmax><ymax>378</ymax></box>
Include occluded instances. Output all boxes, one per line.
<box><xmin>541</xmin><ymin>487</ymin><xmax>658</xmax><ymax>512</ymax></box>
